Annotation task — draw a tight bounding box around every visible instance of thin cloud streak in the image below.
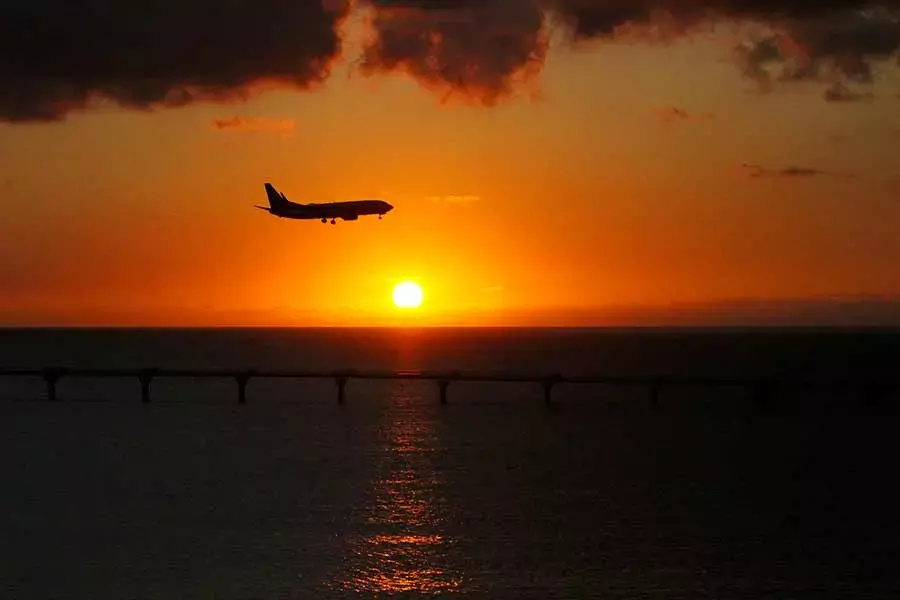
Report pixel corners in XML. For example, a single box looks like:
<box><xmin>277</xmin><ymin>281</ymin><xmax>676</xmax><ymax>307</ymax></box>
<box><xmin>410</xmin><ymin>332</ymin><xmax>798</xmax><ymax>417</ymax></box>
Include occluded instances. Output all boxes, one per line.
<box><xmin>739</xmin><ymin>163</ymin><xmax>858</xmax><ymax>179</ymax></box>
<box><xmin>654</xmin><ymin>106</ymin><xmax>715</xmax><ymax>124</ymax></box>
<box><xmin>428</xmin><ymin>194</ymin><xmax>482</xmax><ymax>204</ymax></box>
<box><xmin>741</xmin><ymin>163</ymin><xmax>825</xmax><ymax>178</ymax></box>
<box><xmin>210</xmin><ymin>116</ymin><xmax>296</xmax><ymax>136</ymax></box>
<box><xmin>823</xmin><ymin>82</ymin><xmax>875</xmax><ymax>102</ymax></box>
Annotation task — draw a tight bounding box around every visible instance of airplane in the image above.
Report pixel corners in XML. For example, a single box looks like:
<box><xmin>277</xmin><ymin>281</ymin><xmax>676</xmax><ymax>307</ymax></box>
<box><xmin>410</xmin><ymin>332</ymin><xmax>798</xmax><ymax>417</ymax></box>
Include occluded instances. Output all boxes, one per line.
<box><xmin>255</xmin><ymin>182</ymin><xmax>393</xmax><ymax>224</ymax></box>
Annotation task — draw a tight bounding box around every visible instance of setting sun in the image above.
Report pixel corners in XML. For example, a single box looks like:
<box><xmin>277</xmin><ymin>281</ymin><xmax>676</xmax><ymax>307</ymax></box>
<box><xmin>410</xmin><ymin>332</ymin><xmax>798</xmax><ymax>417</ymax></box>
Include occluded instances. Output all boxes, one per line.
<box><xmin>392</xmin><ymin>282</ymin><xmax>424</xmax><ymax>309</ymax></box>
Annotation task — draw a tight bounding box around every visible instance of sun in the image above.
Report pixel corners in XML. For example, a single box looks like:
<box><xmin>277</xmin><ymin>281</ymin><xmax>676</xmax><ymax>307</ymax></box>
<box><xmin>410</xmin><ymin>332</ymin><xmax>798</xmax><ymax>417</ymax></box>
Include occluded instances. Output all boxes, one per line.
<box><xmin>392</xmin><ymin>281</ymin><xmax>423</xmax><ymax>309</ymax></box>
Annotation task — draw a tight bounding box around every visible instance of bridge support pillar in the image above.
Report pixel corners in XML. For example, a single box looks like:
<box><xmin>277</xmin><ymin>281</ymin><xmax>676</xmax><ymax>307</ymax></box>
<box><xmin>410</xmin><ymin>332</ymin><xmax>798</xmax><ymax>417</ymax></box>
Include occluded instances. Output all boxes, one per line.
<box><xmin>236</xmin><ymin>371</ymin><xmax>253</xmax><ymax>405</ymax></box>
<box><xmin>437</xmin><ymin>380</ymin><xmax>450</xmax><ymax>405</ymax></box>
<box><xmin>336</xmin><ymin>376</ymin><xmax>348</xmax><ymax>405</ymax></box>
<box><xmin>863</xmin><ymin>382</ymin><xmax>890</xmax><ymax>410</ymax></box>
<box><xmin>42</xmin><ymin>368</ymin><xmax>61</xmax><ymax>402</ymax></box>
<box><xmin>649</xmin><ymin>380</ymin><xmax>662</xmax><ymax>410</ymax></box>
<box><xmin>752</xmin><ymin>380</ymin><xmax>775</xmax><ymax>413</ymax></box>
<box><xmin>138</xmin><ymin>370</ymin><xmax>156</xmax><ymax>404</ymax></box>
<box><xmin>541</xmin><ymin>376</ymin><xmax>561</xmax><ymax>406</ymax></box>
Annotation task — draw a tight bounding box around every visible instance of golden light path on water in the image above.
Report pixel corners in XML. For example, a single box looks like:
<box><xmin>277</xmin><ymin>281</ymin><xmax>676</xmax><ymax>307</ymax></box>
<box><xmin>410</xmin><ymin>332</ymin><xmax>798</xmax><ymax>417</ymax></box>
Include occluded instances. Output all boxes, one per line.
<box><xmin>330</xmin><ymin>383</ymin><xmax>463</xmax><ymax>594</ymax></box>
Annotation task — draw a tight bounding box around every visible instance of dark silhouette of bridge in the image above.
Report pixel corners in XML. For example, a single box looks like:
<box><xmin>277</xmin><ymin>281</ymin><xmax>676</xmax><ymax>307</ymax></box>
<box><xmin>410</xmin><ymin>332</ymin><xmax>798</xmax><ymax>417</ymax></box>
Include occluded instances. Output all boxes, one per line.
<box><xmin>0</xmin><ymin>367</ymin><xmax>896</xmax><ymax>409</ymax></box>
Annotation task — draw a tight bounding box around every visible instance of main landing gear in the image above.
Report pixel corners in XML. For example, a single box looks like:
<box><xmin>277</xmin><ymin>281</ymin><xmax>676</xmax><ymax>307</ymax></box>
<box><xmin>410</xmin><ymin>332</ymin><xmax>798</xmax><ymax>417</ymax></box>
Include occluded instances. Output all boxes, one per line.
<box><xmin>320</xmin><ymin>218</ymin><xmax>336</xmax><ymax>224</ymax></box>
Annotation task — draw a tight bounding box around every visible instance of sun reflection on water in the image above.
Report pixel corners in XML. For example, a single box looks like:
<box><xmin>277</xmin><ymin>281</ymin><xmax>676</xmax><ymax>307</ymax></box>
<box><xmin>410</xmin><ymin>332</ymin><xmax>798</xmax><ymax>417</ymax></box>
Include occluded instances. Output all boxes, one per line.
<box><xmin>331</xmin><ymin>386</ymin><xmax>462</xmax><ymax>594</ymax></box>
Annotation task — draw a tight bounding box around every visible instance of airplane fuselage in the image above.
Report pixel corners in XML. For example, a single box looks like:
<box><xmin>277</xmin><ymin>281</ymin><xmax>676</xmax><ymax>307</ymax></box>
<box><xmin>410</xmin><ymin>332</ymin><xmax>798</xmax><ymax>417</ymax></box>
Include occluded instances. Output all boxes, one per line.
<box><xmin>269</xmin><ymin>199</ymin><xmax>392</xmax><ymax>220</ymax></box>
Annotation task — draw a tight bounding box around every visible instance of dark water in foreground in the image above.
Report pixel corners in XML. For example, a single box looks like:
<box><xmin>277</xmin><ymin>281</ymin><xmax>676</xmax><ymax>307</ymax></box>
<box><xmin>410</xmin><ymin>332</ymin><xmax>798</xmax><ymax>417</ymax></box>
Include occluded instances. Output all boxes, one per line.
<box><xmin>1</xmin><ymin>328</ymin><xmax>899</xmax><ymax>598</ymax></box>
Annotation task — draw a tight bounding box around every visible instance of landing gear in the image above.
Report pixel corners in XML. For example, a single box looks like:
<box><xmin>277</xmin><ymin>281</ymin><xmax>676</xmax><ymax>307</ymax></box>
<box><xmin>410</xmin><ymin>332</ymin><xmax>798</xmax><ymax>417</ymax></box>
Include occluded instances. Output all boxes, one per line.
<box><xmin>378</xmin><ymin>214</ymin><xmax>383</xmax><ymax>220</ymax></box>
<box><xmin>321</xmin><ymin>218</ymin><xmax>327</xmax><ymax>223</ymax></box>
<box><xmin>330</xmin><ymin>219</ymin><xmax>336</xmax><ymax>225</ymax></box>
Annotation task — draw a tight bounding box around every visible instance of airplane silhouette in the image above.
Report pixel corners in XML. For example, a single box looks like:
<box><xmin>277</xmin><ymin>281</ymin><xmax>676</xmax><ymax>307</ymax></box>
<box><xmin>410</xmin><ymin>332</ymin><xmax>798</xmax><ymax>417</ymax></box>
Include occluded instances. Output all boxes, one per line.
<box><xmin>255</xmin><ymin>183</ymin><xmax>393</xmax><ymax>224</ymax></box>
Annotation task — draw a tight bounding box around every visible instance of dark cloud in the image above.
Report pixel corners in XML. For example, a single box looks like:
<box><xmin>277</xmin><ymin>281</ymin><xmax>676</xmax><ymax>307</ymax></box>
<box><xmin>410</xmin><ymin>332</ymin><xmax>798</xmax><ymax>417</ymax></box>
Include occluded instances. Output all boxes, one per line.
<box><xmin>3</xmin><ymin>0</ymin><xmax>900</xmax><ymax>121</ymax></box>
<box><xmin>356</xmin><ymin>1</ymin><xmax>900</xmax><ymax>104</ymax></box>
<box><xmin>735</xmin><ymin>7</ymin><xmax>900</xmax><ymax>92</ymax></box>
<box><xmin>0</xmin><ymin>0</ymin><xmax>349</xmax><ymax>122</ymax></box>
<box><xmin>357</xmin><ymin>0</ymin><xmax>548</xmax><ymax>105</ymax></box>
<box><xmin>547</xmin><ymin>1</ymin><xmax>659</xmax><ymax>39</ymax></box>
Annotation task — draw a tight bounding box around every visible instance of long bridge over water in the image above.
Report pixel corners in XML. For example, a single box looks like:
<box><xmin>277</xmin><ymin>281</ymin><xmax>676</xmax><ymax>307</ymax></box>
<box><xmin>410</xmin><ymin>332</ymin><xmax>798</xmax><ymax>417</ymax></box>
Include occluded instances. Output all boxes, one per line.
<box><xmin>1</xmin><ymin>367</ymin><xmax>896</xmax><ymax>408</ymax></box>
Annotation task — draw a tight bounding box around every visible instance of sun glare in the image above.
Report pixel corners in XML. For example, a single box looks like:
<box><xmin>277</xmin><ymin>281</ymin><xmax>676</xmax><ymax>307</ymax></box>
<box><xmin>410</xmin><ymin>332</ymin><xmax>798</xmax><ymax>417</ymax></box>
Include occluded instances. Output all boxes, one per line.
<box><xmin>392</xmin><ymin>281</ymin><xmax>423</xmax><ymax>309</ymax></box>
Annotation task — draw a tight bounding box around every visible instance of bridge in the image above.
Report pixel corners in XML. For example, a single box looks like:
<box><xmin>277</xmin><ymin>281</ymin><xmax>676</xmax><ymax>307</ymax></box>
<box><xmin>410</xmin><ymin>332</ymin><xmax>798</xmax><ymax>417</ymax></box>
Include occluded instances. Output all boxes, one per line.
<box><xmin>0</xmin><ymin>366</ymin><xmax>896</xmax><ymax>408</ymax></box>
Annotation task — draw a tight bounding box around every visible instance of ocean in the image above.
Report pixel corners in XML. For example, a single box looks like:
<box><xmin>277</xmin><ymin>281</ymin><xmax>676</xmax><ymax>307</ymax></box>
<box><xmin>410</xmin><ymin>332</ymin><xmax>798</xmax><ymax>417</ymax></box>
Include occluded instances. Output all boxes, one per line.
<box><xmin>1</xmin><ymin>327</ymin><xmax>899</xmax><ymax>598</ymax></box>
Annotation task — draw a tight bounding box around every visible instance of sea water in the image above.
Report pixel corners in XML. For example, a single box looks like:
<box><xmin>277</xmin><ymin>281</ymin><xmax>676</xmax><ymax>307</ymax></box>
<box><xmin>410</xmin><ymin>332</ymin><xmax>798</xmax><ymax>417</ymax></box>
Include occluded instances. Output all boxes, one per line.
<box><xmin>1</xmin><ymin>328</ymin><xmax>898</xmax><ymax>598</ymax></box>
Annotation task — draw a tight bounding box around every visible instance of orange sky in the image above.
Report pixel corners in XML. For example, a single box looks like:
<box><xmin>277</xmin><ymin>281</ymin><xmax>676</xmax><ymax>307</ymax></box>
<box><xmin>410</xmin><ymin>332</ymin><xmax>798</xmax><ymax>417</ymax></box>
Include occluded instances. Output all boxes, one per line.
<box><xmin>2</xmin><ymin>2</ymin><xmax>900</xmax><ymax>326</ymax></box>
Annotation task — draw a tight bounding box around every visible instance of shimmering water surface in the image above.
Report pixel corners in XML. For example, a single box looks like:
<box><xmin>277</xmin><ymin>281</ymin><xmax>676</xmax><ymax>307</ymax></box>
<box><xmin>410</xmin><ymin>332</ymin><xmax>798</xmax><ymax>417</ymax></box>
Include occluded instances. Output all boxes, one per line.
<box><xmin>1</xmin><ymin>328</ymin><xmax>899</xmax><ymax>598</ymax></box>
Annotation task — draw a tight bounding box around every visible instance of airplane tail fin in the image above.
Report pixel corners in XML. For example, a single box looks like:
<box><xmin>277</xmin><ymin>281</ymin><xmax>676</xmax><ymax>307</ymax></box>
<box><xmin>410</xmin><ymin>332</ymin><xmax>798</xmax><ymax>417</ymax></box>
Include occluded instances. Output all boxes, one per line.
<box><xmin>264</xmin><ymin>183</ymin><xmax>290</xmax><ymax>211</ymax></box>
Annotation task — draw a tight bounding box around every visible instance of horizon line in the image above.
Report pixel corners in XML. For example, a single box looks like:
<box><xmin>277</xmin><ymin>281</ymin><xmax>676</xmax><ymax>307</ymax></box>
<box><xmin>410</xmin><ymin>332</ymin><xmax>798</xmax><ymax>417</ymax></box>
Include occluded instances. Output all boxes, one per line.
<box><xmin>3</xmin><ymin>324</ymin><xmax>900</xmax><ymax>332</ymax></box>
